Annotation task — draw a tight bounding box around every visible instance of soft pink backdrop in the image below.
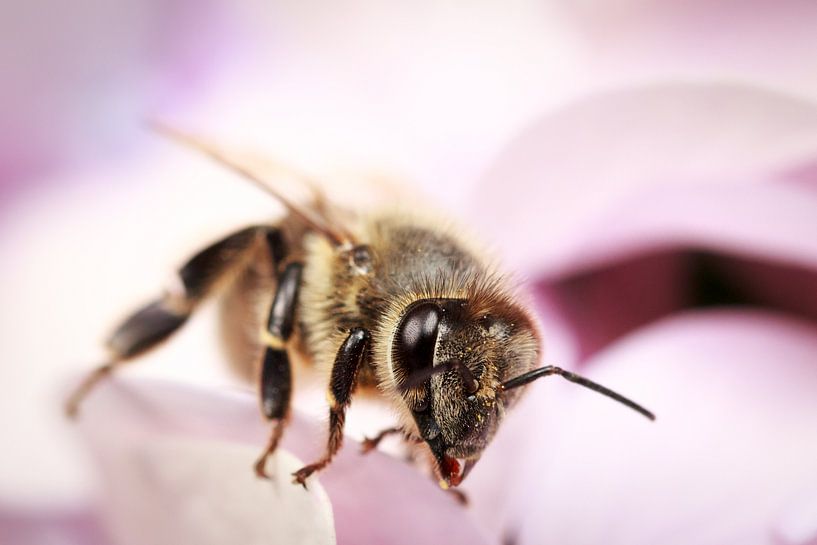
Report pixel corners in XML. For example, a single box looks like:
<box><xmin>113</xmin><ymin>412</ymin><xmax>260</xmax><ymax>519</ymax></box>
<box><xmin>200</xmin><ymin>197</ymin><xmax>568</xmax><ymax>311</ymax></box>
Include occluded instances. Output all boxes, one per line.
<box><xmin>3</xmin><ymin>1</ymin><xmax>817</xmax><ymax>544</ymax></box>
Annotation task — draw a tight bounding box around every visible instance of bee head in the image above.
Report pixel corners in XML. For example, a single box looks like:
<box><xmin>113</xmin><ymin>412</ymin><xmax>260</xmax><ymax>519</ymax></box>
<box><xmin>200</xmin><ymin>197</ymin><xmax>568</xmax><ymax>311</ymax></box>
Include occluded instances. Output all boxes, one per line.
<box><xmin>391</xmin><ymin>298</ymin><xmax>539</xmax><ymax>487</ymax></box>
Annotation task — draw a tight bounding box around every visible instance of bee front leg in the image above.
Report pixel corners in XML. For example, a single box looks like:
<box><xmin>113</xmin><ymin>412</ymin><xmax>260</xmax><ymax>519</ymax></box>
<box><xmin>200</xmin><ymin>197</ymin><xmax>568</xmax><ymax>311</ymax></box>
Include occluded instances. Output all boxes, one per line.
<box><xmin>253</xmin><ymin>262</ymin><xmax>302</xmax><ymax>479</ymax></box>
<box><xmin>66</xmin><ymin>225</ymin><xmax>282</xmax><ymax>418</ymax></box>
<box><xmin>292</xmin><ymin>328</ymin><xmax>369</xmax><ymax>488</ymax></box>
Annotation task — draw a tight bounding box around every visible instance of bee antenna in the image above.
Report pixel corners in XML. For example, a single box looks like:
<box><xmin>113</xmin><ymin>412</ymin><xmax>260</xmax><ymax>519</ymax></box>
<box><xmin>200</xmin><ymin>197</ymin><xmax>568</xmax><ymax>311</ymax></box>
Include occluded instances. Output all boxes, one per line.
<box><xmin>398</xmin><ymin>359</ymin><xmax>479</xmax><ymax>395</ymax></box>
<box><xmin>148</xmin><ymin>121</ymin><xmax>351</xmax><ymax>247</ymax></box>
<box><xmin>501</xmin><ymin>366</ymin><xmax>655</xmax><ymax>420</ymax></box>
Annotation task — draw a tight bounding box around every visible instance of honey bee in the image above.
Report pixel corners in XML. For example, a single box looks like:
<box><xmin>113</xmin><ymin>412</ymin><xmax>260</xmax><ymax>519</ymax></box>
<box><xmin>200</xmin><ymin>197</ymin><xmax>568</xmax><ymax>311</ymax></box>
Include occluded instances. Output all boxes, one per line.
<box><xmin>65</xmin><ymin>126</ymin><xmax>654</xmax><ymax>490</ymax></box>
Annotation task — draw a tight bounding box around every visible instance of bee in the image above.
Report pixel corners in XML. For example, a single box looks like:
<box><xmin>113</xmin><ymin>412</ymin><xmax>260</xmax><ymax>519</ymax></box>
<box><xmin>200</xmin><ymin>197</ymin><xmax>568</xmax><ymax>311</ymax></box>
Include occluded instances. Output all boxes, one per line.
<box><xmin>65</xmin><ymin>126</ymin><xmax>654</xmax><ymax>490</ymax></box>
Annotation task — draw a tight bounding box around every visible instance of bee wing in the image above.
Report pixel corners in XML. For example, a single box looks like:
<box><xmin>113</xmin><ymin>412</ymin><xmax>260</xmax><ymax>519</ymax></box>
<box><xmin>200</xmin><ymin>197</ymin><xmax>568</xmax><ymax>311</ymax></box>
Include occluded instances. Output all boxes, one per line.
<box><xmin>150</xmin><ymin>122</ymin><xmax>355</xmax><ymax>246</ymax></box>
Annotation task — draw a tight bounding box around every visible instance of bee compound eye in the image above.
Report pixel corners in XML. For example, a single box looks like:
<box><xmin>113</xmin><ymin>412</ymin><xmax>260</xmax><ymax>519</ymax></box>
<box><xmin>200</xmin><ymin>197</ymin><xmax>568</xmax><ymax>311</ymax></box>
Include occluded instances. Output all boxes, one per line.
<box><xmin>394</xmin><ymin>302</ymin><xmax>441</xmax><ymax>381</ymax></box>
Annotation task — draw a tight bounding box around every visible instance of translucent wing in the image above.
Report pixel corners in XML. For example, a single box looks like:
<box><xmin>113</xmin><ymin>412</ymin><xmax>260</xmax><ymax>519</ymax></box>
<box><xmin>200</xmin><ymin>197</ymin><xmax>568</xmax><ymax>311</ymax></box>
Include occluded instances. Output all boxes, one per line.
<box><xmin>151</xmin><ymin>122</ymin><xmax>354</xmax><ymax>246</ymax></box>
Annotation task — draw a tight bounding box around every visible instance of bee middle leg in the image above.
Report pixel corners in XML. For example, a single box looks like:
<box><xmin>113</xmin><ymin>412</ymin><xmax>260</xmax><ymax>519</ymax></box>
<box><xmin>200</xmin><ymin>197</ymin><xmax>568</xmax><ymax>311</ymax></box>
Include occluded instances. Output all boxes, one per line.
<box><xmin>360</xmin><ymin>427</ymin><xmax>404</xmax><ymax>454</ymax></box>
<box><xmin>292</xmin><ymin>328</ymin><xmax>370</xmax><ymax>487</ymax></box>
<box><xmin>252</xmin><ymin>262</ymin><xmax>303</xmax><ymax>478</ymax></box>
<box><xmin>65</xmin><ymin>226</ymin><xmax>283</xmax><ymax>417</ymax></box>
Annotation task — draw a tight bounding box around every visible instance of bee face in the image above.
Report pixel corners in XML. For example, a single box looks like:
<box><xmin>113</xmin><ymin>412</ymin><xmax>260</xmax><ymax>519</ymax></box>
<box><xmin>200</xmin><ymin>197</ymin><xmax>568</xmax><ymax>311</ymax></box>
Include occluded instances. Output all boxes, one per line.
<box><xmin>392</xmin><ymin>298</ymin><xmax>539</xmax><ymax>486</ymax></box>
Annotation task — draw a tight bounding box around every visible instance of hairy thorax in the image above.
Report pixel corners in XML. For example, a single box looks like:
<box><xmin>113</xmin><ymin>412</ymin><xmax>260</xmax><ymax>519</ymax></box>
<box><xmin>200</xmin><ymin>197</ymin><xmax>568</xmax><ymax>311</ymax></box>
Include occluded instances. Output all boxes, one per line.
<box><xmin>298</xmin><ymin>213</ymin><xmax>491</xmax><ymax>393</ymax></box>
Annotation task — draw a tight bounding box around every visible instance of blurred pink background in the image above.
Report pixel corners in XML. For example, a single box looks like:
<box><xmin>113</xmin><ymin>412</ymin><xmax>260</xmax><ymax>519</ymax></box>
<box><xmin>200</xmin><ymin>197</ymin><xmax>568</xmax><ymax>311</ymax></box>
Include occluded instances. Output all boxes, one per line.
<box><xmin>3</xmin><ymin>1</ymin><xmax>817</xmax><ymax>544</ymax></box>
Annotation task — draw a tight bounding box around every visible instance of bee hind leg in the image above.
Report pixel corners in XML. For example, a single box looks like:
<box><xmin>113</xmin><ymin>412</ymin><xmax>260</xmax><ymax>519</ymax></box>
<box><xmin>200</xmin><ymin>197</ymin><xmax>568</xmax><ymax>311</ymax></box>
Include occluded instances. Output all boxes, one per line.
<box><xmin>65</xmin><ymin>225</ymin><xmax>282</xmax><ymax>418</ymax></box>
<box><xmin>292</xmin><ymin>327</ymin><xmax>370</xmax><ymax>488</ymax></box>
<box><xmin>252</xmin><ymin>262</ymin><xmax>302</xmax><ymax>479</ymax></box>
<box><xmin>64</xmin><ymin>300</ymin><xmax>189</xmax><ymax>418</ymax></box>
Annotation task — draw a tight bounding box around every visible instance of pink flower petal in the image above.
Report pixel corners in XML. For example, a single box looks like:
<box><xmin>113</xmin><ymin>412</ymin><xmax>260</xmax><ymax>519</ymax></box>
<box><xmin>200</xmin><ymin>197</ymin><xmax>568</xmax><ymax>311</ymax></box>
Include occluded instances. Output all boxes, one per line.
<box><xmin>773</xmin><ymin>491</ymin><xmax>817</xmax><ymax>545</ymax></box>
<box><xmin>472</xmin><ymin>83</ymin><xmax>817</xmax><ymax>274</ymax></box>
<box><xmin>76</xmin><ymin>377</ymin><xmax>491</xmax><ymax>545</ymax></box>
<box><xmin>561</xmin><ymin>1</ymin><xmax>817</xmax><ymax>98</ymax></box>
<box><xmin>472</xmin><ymin>83</ymin><xmax>817</xmax><ymax>358</ymax></box>
<box><xmin>474</xmin><ymin>311</ymin><xmax>817</xmax><ymax>545</ymax></box>
<box><xmin>0</xmin><ymin>506</ymin><xmax>108</xmax><ymax>545</ymax></box>
<box><xmin>77</xmin><ymin>380</ymin><xmax>336</xmax><ymax>545</ymax></box>
<box><xmin>534</xmin><ymin>182</ymin><xmax>817</xmax><ymax>359</ymax></box>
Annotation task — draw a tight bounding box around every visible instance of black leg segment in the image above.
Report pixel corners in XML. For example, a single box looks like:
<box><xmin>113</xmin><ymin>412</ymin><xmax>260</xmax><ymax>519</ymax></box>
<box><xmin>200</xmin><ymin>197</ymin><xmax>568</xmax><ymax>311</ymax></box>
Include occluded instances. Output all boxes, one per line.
<box><xmin>180</xmin><ymin>226</ymin><xmax>274</xmax><ymax>300</ymax></box>
<box><xmin>266</xmin><ymin>263</ymin><xmax>303</xmax><ymax>341</ymax></box>
<box><xmin>265</xmin><ymin>228</ymin><xmax>288</xmax><ymax>271</ymax></box>
<box><xmin>328</xmin><ymin>328</ymin><xmax>369</xmax><ymax>408</ymax></box>
<box><xmin>253</xmin><ymin>261</ymin><xmax>303</xmax><ymax>478</ymax></box>
<box><xmin>260</xmin><ymin>347</ymin><xmax>292</xmax><ymax>420</ymax></box>
<box><xmin>259</xmin><ymin>262</ymin><xmax>302</xmax><ymax>419</ymax></box>
<box><xmin>106</xmin><ymin>300</ymin><xmax>189</xmax><ymax>359</ymax></box>
<box><xmin>66</xmin><ymin>225</ymin><xmax>280</xmax><ymax>418</ymax></box>
<box><xmin>292</xmin><ymin>327</ymin><xmax>370</xmax><ymax>486</ymax></box>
